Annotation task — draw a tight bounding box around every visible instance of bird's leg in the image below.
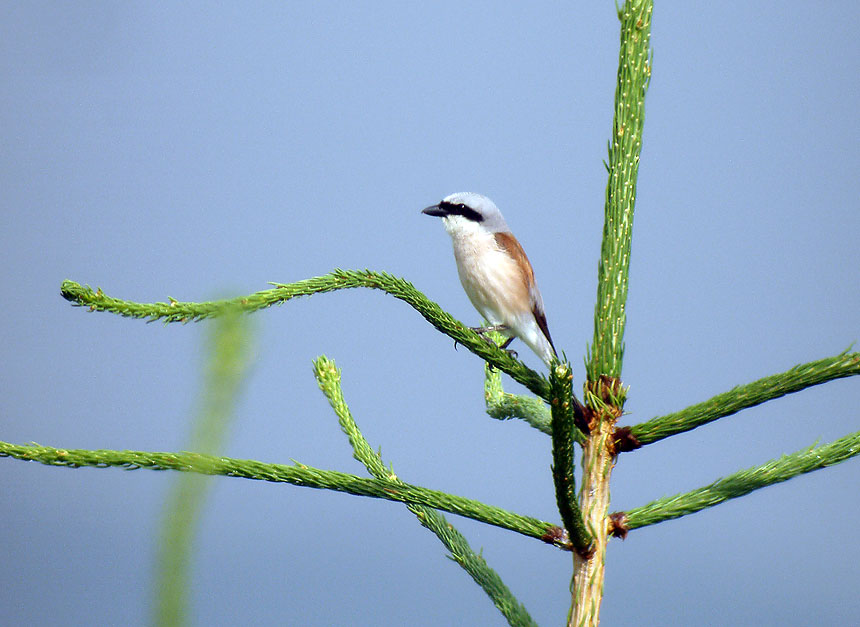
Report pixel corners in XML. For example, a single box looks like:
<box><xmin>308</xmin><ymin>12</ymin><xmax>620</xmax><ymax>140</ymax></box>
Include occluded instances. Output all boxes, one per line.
<box><xmin>453</xmin><ymin>324</ymin><xmax>518</xmax><ymax>359</ymax></box>
<box><xmin>498</xmin><ymin>336</ymin><xmax>518</xmax><ymax>359</ymax></box>
<box><xmin>454</xmin><ymin>324</ymin><xmax>509</xmax><ymax>352</ymax></box>
<box><xmin>470</xmin><ymin>324</ymin><xmax>509</xmax><ymax>336</ymax></box>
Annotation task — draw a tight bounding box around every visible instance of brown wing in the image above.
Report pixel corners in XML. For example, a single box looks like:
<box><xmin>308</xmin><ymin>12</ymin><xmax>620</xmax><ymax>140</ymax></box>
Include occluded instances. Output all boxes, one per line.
<box><xmin>531</xmin><ymin>301</ymin><xmax>557</xmax><ymax>356</ymax></box>
<box><xmin>493</xmin><ymin>232</ymin><xmax>557</xmax><ymax>356</ymax></box>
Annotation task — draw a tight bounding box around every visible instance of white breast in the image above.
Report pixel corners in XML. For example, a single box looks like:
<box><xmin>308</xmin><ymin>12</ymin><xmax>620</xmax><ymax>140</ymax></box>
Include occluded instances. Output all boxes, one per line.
<box><xmin>442</xmin><ymin>216</ymin><xmax>529</xmax><ymax>328</ymax></box>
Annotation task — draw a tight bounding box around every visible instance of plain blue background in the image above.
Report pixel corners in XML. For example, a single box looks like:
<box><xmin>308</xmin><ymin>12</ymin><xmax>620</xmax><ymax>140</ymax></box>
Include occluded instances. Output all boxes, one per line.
<box><xmin>2</xmin><ymin>3</ymin><xmax>858</xmax><ymax>625</ymax></box>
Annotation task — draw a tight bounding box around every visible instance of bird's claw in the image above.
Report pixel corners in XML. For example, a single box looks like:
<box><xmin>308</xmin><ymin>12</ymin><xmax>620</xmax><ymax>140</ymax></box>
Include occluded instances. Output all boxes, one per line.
<box><xmin>452</xmin><ymin>325</ymin><xmax>518</xmax><ymax>359</ymax></box>
<box><xmin>470</xmin><ymin>324</ymin><xmax>509</xmax><ymax>336</ymax></box>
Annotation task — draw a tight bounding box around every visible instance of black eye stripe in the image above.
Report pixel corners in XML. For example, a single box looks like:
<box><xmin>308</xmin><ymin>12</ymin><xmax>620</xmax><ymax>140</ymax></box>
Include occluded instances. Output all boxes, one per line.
<box><xmin>439</xmin><ymin>201</ymin><xmax>484</xmax><ymax>223</ymax></box>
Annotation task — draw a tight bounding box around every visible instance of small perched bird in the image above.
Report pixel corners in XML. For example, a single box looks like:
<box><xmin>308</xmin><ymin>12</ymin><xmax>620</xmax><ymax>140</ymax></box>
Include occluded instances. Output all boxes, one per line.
<box><xmin>422</xmin><ymin>192</ymin><xmax>557</xmax><ymax>366</ymax></box>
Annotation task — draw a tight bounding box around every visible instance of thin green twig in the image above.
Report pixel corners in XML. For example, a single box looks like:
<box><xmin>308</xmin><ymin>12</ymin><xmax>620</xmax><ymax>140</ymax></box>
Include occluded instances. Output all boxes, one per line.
<box><xmin>61</xmin><ymin>270</ymin><xmax>549</xmax><ymax>399</ymax></box>
<box><xmin>0</xmin><ymin>441</ymin><xmax>568</xmax><ymax>549</ymax></box>
<box><xmin>614</xmin><ymin>429</ymin><xmax>860</xmax><ymax>533</ymax></box>
<box><xmin>627</xmin><ymin>350</ymin><xmax>860</xmax><ymax>447</ymax></box>
<box><xmin>313</xmin><ymin>356</ymin><xmax>537</xmax><ymax>627</ymax></box>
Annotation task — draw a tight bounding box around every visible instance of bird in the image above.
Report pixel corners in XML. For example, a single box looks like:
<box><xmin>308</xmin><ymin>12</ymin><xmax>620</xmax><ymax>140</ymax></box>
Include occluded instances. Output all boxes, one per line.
<box><xmin>422</xmin><ymin>192</ymin><xmax>557</xmax><ymax>366</ymax></box>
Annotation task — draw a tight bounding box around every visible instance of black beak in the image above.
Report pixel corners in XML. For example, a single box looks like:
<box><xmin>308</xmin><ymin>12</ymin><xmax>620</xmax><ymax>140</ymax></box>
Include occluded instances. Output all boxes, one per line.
<box><xmin>422</xmin><ymin>204</ymin><xmax>448</xmax><ymax>217</ymax></box>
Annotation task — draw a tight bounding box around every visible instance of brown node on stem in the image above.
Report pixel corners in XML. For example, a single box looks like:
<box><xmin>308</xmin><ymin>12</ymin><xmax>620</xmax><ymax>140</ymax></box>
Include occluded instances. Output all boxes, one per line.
<box><xmin>541</xmin><ymin>525</ymin><xmax>573</xmax><ymax>551</ymax></box>
<box><xmin>611</xmin><ymin>425</ymin><xmax>642</xmax><ymax>454</ymax></box>
<box><xmin>576</xmin><ymin>540</ymin><xmax>597</xmax><ymax>560</ymax></box>
<box><xmin>584</xmin><ymin>375</ymin><xmax>626</xmax><ymax>431</ymax></box>
<box><xmin>573</xmin><ymin>396</ymin><xmax>593</xmax><ymax>435</ymax></box>
<box><xmin>608</xmin><ymin>512</ymin><xmax>630</xmax><ymax>540</ymax></box>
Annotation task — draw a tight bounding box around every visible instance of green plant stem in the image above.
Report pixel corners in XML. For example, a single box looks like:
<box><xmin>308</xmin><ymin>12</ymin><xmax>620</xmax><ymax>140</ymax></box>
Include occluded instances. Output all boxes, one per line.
<box><xmin>586</xmin><ymin>1</ymin><xmax>652</xmax><ymax>384</ymax></box>
<box><xmin>313</xmin><ymin>356</ymin><xmax>537</xmax><ymax>627</ymax></box>
<box><xmin>573</xmin><ymin>2</ymin><xmax>653</xmax><ymax>626</ymax></box>
<box><xmin>484</xmin><ymin>362</ymin><xmax>554</xmax><ymax>437</ymax></box>
<box><xmin>155</xmin><ymin>310</ymin><xmax>252</xmax><ymax>627</ymax></box>
<box><xmin>549</xmin><ymin>363</ymin><xmax>593</xmax><ymax>554</ymax></box>
<box><xmin>0</xmin><ymin>441</ymin><xmax>569</xmax><ymax>549</ymax></box>
<box><xmin>61</xmin><ymin>271</ymin><xmax>549</xmax><ymax>399</ymax></box>
<box><xmin>615</xmin><ymin>429</ymin><xmax>860</xmax><ymax>532</ymax></box>
<box><xmin>628</xmin><ymin>350</ymin><xmax>860</xmax><ymax>447</ymax></box>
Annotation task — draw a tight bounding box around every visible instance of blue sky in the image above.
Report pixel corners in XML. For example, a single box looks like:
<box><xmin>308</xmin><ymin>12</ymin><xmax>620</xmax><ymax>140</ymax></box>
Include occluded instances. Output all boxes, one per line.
<box><xmin>2</xmin><ymin>3</ymin><xmax>858</xmax><ymax>625</ymax></box>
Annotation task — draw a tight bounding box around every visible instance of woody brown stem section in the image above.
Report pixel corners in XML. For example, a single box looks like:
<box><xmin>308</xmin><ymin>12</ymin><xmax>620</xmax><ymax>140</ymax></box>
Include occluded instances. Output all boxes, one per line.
<box><xmin>569</xmin><ymin>418</ymin><xmax>615</xmax><ymax>626</ymax></box>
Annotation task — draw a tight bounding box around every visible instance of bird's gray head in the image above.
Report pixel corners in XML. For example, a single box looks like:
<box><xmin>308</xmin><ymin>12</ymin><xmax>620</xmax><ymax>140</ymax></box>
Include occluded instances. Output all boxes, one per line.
<box><xmin>421</xmin><ymin>192</ymin><xmax>510</xmax><ymax>234</ymax></box>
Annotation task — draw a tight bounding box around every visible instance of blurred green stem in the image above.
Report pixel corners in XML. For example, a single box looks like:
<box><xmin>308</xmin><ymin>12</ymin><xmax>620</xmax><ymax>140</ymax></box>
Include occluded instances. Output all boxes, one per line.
<box><xmin>154</xmin><ymin>309</ymin><xmax>253</xmax><ymax>627</ymax></box>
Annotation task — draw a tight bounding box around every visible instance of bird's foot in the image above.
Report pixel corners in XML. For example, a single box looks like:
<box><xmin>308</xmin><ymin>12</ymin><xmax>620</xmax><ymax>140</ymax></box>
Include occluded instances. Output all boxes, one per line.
<box><xmin>453</xmin><ymin>325</ymin><xmax>517</xmax><ymax>359</ymax></box>
<box><xmin>470</xmin><ymin>324</ymin><xmax>509</xmax><ymax>336</ymax></box>
<box><xmin>499</xmin><ymin>336</ymin><xmax>517</xmax><ymax>359</ymax></box>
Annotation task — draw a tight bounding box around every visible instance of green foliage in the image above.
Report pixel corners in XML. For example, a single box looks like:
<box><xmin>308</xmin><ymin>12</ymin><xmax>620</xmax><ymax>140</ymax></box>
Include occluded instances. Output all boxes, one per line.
<box><xmin>62</xmin><ymin>270</ymin><xmax>549</xmax><ymax>400</ymax></box>
<box><xmin>2</xmin><ymin>3</ymin><xmax>853</xmax><ymax>624</ymax></box>
<box><xmin>629</xmin><ymin>350</ymin><xmax>860</xmax><ymax>446</ymax></box>
<box><xmin>587</xmin><ymin>0</ymin><xmax>652</xmax><ymax>382</ymax></box>
<box><xmin>621</xmin><ymin>429</ymin><xmax>860</xmax><ymax>531</ymax></box>
<box><xmin>0</xmin><ymin>441</ymin><xmax>567</xmax><ymax>549</ymax></box>
<box><xmin>484</xmin><ymin>352</ymin><xmax>563</xmax><ymax>437</ymax></box>
<box><xmin>314</xmin><ymin>356</ymin><xmax>537</xmax><ymax>627</ymax></box>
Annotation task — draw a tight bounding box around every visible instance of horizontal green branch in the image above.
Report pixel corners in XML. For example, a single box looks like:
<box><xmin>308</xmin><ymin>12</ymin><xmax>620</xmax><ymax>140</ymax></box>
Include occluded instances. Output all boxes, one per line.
<box><xmin>615</xmin><ymin>429</ymin><xmax>860</xmax><ymax>533</ymax></box>
<box><xmin>314</xmin><ymin>356</ymin><xmax>537</xmax><ymax>627</ymax></box>
<box><xmin>0</xmin><ymin>441</ymin><xmax>567</xmax><ymax>549</ymax></box>
<box><xmin>628</xmin><ymin>350</ymin><xmax>860</xmax><ymax>446</ymax></box>
<box><xmin>61</xmin><ymin>270</ymin><xmax>549</xmax><ymax>399</ymax></box>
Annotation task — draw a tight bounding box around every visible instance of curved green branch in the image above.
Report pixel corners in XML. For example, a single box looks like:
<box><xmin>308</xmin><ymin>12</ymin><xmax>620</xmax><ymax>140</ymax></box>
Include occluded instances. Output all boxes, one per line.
<box><xmin>61</xmin><ymin>270</ymin><xmax>549</xmax><ymax>399</ymax></box>
<box><xmin>616</xmin><ymin>429</ymin><xmax>860</xmax><ymax>533</ymax></box>
<box><xmin>628</xmin><ymin>350</ymin><xmax>860</xmax><ymax>447</ymax></box>
<box><xmin>0</xmin><ymin>441</ymin><xmax>567</xmax><ymax>549</ymax></box>
<box><xmin>314</xmin><ymin>356</ymin><xmax>537</xmax><ymax>627</ymax></box>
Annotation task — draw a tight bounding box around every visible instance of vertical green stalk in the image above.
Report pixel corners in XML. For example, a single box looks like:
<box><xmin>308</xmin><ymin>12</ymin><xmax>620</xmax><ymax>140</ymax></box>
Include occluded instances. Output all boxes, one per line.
<box><xmin>153</xmin><ymin>309</ymin><xmax>253</xmax><ymax>627</ymax></box>
<box><xmin>573</xmin><ymin>2</ymin><xmax>653</xmax><ymax>626</ymax></box>
<box><xmin>587</xmin><ymin>0</ymin><xmax>653</xmax><ymax>383</ymax></box>
<box><xmin>550</xmin><ymin>362</ymin><xmax>593</xmax><ymax>553</ymax></box>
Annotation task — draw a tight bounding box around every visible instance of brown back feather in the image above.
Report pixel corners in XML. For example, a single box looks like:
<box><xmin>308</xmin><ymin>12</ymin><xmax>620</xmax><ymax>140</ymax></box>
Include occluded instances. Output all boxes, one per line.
<box><xmin>493</xmin><ymin>232</ymin><xmax>557</xmax><ymax>356</ymax></box>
